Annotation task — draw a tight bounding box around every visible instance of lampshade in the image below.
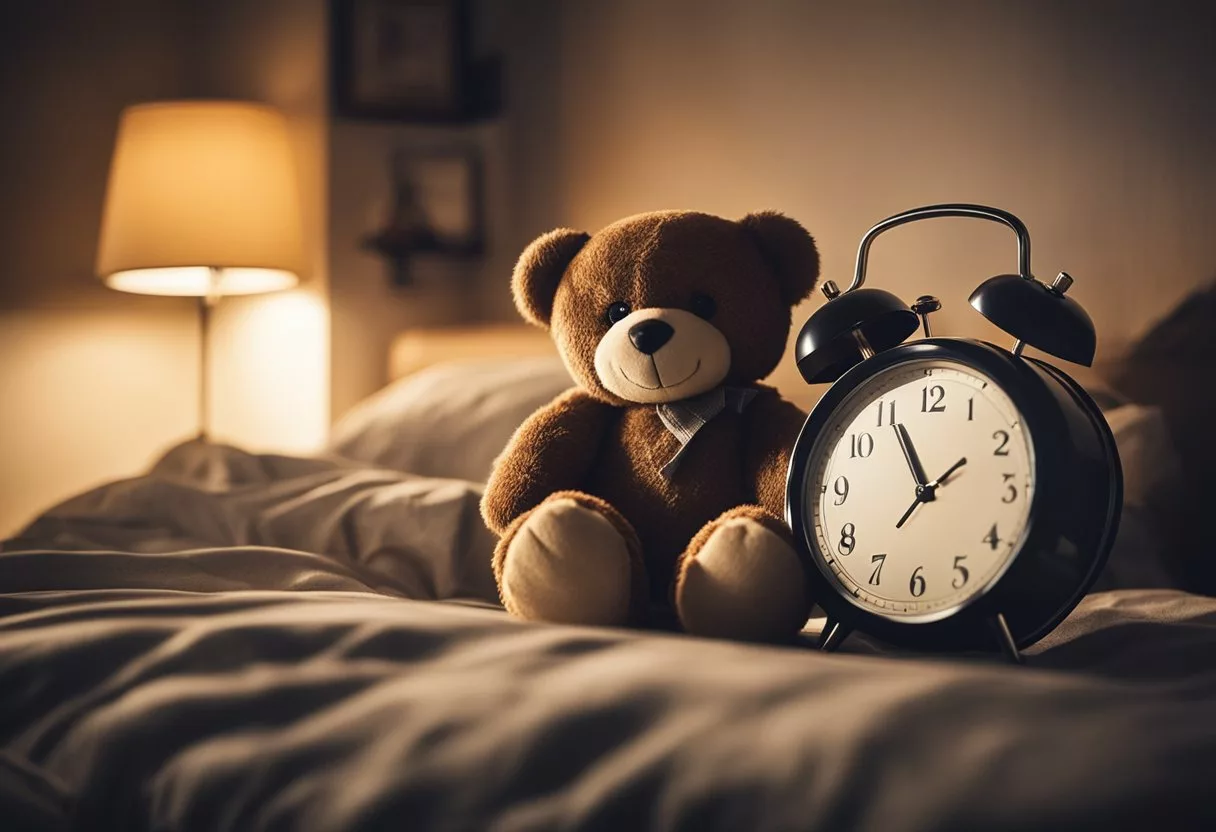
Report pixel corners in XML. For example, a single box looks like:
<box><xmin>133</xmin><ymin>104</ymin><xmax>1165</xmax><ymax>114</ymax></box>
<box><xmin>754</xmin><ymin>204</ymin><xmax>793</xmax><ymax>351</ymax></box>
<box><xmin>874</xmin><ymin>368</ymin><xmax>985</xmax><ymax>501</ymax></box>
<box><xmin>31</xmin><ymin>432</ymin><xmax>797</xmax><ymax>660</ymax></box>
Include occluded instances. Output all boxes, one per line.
<box><xmin>96</xmin><ymin>100</ymin><xmax>304</xmax><ymax>296</ymax></box>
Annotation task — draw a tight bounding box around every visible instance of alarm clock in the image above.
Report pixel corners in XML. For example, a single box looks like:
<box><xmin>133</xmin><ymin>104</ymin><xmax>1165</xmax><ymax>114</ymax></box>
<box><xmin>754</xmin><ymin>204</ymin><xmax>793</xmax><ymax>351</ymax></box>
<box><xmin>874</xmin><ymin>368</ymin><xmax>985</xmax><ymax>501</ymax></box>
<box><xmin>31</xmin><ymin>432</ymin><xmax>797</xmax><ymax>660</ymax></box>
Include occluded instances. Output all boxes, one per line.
<box><xmin>785</xmin><ymin>204</ymin><xmax>1122</xmax><ymax>663</ymax></box>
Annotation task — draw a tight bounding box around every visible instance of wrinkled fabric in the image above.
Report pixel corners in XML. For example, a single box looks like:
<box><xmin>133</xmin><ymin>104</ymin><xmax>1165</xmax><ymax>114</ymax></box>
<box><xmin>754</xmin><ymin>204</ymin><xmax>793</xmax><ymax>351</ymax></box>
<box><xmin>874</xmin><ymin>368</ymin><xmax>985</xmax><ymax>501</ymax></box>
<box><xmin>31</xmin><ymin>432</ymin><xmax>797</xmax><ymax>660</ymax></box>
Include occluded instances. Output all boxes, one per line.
<box><xmin>4</xmin><ymin>440</ymin><xmax>499</xmax><ymax>605</ymax></box>
<box><xmin>1</xmin><ymin>440</ymin><xmax>1214</xmax><ymax>830</ymax></box>
<box><xmin>0</xmin><ymin>576</ymin><xmax>1213</xmax><ymax>831</ymax></box>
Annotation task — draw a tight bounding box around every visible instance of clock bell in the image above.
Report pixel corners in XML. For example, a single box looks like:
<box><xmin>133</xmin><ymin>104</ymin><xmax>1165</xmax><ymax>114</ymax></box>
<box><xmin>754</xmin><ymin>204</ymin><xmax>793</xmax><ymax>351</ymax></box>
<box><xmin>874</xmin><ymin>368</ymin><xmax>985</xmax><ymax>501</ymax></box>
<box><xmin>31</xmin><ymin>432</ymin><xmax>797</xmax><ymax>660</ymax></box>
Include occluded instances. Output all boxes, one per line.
<box><xmin>794</xmin><ymin>203</ymin><xmax>1098</xmax><ymax>384</ymax></box>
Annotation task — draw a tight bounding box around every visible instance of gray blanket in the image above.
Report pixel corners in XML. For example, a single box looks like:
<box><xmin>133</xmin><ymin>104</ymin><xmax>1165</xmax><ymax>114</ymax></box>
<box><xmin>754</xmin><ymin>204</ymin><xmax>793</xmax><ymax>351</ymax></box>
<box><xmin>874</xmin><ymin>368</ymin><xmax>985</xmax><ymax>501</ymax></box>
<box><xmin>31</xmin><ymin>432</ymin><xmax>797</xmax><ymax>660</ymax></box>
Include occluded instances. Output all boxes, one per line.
<box><xmin>1</xmin><ymin>443</ymin><xmax>1213</xmax><ymax>831</ymax></box>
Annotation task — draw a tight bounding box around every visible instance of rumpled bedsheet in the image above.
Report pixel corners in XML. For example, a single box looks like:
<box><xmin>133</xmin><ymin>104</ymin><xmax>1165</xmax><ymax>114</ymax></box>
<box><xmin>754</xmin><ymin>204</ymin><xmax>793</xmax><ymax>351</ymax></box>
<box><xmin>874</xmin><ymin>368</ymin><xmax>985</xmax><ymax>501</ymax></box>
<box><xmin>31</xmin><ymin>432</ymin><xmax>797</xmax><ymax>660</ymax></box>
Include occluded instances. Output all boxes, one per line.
<box><xmin>0</xmin><ymin>442</ymin><xmax>1213</xmax><ymax>831</ymax></box>
<box><xmin>4</xmin><ymin>439</ymin><xmax>500</xmax><ymax>604</ymax></box>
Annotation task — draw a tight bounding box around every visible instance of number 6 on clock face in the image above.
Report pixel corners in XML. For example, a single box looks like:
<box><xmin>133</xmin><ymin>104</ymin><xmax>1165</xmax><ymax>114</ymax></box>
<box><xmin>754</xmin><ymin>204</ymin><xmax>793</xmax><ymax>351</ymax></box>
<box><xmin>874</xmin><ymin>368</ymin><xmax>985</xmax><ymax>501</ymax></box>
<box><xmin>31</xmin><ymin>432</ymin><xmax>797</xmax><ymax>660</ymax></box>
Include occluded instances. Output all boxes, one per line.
<box><xmin>805</xmin><ymin>358</ymin><xmax>1034</xmax><ymax>619</ymax></box>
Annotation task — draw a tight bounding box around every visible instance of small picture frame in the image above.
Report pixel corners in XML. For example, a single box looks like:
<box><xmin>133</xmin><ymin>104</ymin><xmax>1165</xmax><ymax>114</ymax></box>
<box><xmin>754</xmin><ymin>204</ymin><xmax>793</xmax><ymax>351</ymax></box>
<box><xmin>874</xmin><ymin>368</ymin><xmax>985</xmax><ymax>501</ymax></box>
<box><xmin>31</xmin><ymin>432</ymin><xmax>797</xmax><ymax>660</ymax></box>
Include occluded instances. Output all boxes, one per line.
<box><xmin>331</xmin><ymin>0</ymin><xmax>471</xmax><ymax>122</ymax></box>
<box><xmin>410</xmin><ymin>151</ymin><xmax>483</xmax><ymax>251</ymax></box>
<box><xmin>361</xmin><ymin>148</ymin><xmax>484</xmax><ymax>285</ymax></box>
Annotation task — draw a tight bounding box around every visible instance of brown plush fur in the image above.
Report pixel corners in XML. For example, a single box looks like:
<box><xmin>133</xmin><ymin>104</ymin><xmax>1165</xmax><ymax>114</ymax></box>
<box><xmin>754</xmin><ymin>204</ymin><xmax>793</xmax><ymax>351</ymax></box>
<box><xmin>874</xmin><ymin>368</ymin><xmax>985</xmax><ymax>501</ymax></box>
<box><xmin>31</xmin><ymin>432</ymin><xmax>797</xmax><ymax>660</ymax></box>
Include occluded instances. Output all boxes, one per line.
<box><xmin>482</xmin><ymin>210</ymin><xmax>820</xmax><ymax>636</ymax></box>
<box><xmin>511</xmin><ymin>229</ymin><xmax>591</xmax><ymax>328</ymax></box>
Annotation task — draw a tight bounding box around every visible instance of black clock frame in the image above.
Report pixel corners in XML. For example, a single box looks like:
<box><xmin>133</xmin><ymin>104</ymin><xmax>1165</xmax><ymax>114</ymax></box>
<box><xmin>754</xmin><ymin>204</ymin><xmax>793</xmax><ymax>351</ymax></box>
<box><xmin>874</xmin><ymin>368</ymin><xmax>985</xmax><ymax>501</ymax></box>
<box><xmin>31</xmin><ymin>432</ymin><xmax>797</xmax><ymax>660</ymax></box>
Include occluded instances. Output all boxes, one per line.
<box><xmin>785</xmin><ymin>338</ymin><xmax>1123</xmax><ymax>655</ymax></box>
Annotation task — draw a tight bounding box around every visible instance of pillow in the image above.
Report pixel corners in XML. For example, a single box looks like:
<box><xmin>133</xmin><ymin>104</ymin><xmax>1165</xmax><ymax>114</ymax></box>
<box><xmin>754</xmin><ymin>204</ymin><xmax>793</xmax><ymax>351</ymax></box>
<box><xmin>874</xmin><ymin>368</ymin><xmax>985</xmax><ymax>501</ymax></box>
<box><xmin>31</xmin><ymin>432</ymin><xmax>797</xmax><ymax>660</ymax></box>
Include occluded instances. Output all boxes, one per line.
<box><xmin>1107</xmin><ymin>285</ymin><xmax>1216</xmax><ymax>594</ymax></box>
<box><xmin>1104</xmin><ymin>403</ymin><xmax>1183</xmax><ymax>510</ymax></box>
<box><xmin>329</xmin><ymin>357</ymin><xmax>573</xmax><ymax>483</ymax></box>
<box><xmin>1093</xmin><ymin>403</ymin><xmax>1187</xmax><ymax>591</ymax></box>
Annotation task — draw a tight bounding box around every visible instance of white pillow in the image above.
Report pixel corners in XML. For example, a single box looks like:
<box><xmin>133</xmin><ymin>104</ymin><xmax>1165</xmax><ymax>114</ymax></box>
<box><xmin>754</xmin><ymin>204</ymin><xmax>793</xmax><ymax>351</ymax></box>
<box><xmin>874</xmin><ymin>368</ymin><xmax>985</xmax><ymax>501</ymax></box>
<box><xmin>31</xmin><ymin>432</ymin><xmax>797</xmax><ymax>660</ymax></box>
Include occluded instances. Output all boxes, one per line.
<box><xmin>1096</xmin><ymin>403</ymin><xmax>1186</xmax><ymax>590</ymax></box>
<box><xmin>329</xmin><ymin>358</ymin><xmax>573</xmax><ymax>483</ymax></box>
<box><xmin>1103</xmin><ymin>403</ymin><xmax>1182</xmax><ymax>510</ymax></box>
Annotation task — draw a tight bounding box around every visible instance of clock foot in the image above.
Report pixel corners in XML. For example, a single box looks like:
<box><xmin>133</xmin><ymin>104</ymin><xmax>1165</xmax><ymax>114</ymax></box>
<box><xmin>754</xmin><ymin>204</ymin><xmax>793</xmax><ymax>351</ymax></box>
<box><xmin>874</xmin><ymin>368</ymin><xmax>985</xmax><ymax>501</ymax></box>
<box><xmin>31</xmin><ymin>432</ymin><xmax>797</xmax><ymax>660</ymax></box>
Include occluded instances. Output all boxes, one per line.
<box><xmin>991</xmin><ymin>613</ymin><xmax>1023</xmax><ymax>665</ymax></box>
<box><xmin>818</xmin><ymin>619</ymin><xmax>851</xmax><ymax>653</ymax></box>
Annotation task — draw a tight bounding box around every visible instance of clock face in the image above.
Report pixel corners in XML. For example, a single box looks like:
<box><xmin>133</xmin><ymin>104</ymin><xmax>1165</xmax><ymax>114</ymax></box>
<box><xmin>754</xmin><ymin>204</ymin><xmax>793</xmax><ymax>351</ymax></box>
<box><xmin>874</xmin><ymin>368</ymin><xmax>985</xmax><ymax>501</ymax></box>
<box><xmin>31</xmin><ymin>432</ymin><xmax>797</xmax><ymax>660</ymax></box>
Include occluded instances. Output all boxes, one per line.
<box><xmin>802</xmin><ymin>358</ymin><xmax>1035</xmax><ymax>621</ymax></box>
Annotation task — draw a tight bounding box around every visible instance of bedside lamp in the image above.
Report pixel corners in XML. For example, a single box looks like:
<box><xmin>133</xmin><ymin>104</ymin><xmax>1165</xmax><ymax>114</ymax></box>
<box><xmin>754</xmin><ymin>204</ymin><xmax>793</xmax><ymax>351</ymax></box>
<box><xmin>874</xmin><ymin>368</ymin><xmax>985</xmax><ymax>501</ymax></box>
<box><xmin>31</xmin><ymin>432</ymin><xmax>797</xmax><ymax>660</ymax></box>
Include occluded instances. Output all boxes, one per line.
<box><xmin>96</xmin><ymin>100</ymin><xmax>305</xmax><ymax>440</ymax></box>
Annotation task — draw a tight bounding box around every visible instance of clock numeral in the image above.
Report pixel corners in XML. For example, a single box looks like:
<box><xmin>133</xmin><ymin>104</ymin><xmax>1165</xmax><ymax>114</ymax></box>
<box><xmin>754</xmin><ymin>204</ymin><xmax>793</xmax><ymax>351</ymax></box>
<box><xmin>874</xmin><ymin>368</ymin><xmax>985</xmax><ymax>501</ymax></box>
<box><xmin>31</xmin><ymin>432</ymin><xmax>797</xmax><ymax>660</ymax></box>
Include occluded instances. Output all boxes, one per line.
<box><xmin>909</xmin><ymin>565</ymin><xmax>926</xmax><ymax>597</ymax></box>
<box><xmin>1001</xmin><ymin>473</ymin><xmax>1018</xmax><ymax>503</ymax></box>
<box><xmin>875</xmin><ymin>399</ymin><xmax>896</xmax><ymax>427</ymax></box>
<box><xmin>952</xmin><ymin>555</ymin><xmax>970</xmax><ymax>589</ymax></box>
<box><xmin>849</xmin><ymin>433</ymin><xmax>874</xmax><ymax>458</ymax></box>
<box><xmin>968</xmin><ymin>397</ymin><xmax>974</xmax><ymax>421</ymax></box>
<box><xmin>921</xmin><ymin>384</ymin><xmax>946</xmax><ymax>413</ymax></box>
<box><xmin>993</xmin><ymin>430</ymin><xmax>1011</xmax><ymax>456</ymax></box>
<box><xmin>983</xmin><ymin>523</ymin><xmax>1002</xmax><ymax>551</ymax></box>
<box><xmin>832</xmin><ymin>476</ymin><xmax>849</xmax><ymax>506</ymax></box>
<box><xmin>838</xmin><ymin>523</ymin><xmax>856</xmax><ymax>556</ymax></box>
<box><xmin>869</xmin><ymin>553</ymin><xmax>886</xmax><ymax>585</ymax></box>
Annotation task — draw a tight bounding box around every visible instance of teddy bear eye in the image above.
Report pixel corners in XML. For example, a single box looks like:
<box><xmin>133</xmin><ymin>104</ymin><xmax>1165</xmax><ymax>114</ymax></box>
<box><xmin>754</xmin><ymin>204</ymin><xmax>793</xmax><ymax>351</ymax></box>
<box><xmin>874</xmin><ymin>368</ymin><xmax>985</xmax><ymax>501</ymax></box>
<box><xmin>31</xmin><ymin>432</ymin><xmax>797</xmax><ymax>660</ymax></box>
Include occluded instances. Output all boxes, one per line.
<box><xmin>689</xmin><ymin>293</ymin><xmax>717</xmax><ymax>320</ymax></box>
<box><xmin>605</xmin><ymin>302</ymin><xmax>632</xmax><ymax>324</ymax></box>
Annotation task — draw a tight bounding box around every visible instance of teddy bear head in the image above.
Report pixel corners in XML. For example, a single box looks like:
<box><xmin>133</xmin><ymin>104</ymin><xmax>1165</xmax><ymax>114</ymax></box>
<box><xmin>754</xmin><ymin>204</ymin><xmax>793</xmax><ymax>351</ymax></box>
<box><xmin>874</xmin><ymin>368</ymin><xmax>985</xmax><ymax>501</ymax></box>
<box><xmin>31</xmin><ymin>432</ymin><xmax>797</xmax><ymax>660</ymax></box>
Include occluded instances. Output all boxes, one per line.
<box><xmin>511</xmin><ymin>210</ymin><xmax>820</xmax><ymax>405</ymax></box>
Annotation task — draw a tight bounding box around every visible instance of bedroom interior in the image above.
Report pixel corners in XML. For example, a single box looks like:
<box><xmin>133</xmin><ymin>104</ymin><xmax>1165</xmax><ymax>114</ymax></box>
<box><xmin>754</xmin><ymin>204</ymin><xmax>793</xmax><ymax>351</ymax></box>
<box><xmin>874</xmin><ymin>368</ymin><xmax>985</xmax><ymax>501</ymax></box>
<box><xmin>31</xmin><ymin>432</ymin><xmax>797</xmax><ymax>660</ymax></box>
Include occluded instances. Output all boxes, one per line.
<box><xmin>1</xmin><ymin>1</ymin><xmax>1214</xmax><ymax>829</ymax></box>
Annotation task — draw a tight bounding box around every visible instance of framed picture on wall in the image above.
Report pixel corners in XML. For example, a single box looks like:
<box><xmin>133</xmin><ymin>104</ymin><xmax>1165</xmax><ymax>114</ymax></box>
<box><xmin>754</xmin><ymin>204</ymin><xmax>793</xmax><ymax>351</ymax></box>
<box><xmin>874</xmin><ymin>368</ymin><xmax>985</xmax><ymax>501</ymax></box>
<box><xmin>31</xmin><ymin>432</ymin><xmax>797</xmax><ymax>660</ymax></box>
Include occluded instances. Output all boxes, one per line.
<box><xmin>331</xmin><ymin>0</ymin><xmax>472</xmax><ymax>122</ymax></box>
<box><xmin>361</xmin><ymin>147</ymin><xmax>484</xmax><ymax>286</ymax></box>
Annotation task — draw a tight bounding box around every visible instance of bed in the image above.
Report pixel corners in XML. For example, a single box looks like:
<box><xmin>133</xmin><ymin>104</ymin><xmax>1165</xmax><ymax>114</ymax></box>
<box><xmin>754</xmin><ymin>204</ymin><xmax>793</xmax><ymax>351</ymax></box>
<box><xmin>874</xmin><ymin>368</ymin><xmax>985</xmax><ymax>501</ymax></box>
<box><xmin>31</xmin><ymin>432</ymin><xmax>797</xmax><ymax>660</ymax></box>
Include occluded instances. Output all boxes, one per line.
<box><xmin>2</xmin><ymin>323</ymin><xmax>1214</xmax><ymax>831</ymax></box>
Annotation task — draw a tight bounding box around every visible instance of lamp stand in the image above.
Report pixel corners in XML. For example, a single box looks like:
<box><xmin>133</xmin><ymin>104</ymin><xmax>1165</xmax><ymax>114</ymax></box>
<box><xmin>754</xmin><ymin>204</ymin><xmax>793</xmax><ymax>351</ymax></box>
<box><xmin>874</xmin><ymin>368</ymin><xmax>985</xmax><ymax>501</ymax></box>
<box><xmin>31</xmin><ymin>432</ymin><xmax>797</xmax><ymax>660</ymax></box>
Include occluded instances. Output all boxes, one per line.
<box><xmin>197</xmin><ymin>267</ymin><xmax>222</xmax><ymax>441</ymax></box>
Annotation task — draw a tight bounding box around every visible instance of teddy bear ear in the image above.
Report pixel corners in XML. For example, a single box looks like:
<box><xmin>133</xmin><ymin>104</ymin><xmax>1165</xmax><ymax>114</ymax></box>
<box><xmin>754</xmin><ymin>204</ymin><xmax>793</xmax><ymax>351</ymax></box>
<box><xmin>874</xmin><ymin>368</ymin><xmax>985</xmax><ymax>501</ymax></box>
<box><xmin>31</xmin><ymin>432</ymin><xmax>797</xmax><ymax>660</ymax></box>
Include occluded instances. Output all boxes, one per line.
<box><xmin>738</xmin><ymin>211</ymin><xmax>821</xmax><ymax>306</ymax></box>
<box><xmin>511</xmin><ymin>228</ymin><xmax>591</xmax><ymax>328</ymax></box>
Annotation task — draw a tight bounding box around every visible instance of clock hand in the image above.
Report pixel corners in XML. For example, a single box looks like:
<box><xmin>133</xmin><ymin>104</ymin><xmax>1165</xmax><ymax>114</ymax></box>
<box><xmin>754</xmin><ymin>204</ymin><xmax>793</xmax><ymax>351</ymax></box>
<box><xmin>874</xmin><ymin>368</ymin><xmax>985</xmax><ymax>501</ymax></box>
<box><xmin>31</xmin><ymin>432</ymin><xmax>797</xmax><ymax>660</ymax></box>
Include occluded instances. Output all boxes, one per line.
<box><xmin>930</xmin><ymin>457</ymin><xmax>967</xmax><ymax>488</ymax></box>
<box><xmin>892</xmin><ymin>423</ymin><xmax>929</xmax><ymax>486</ymax></box>
<box><xmin>895</xmin><ymin>457</ymin><xmax>969</xmax><ymax>529</ymax></box>
<box><xmin>895</xmin><ymin>495</ymin><xmax>922</xmax><ymax>529</ymax></box>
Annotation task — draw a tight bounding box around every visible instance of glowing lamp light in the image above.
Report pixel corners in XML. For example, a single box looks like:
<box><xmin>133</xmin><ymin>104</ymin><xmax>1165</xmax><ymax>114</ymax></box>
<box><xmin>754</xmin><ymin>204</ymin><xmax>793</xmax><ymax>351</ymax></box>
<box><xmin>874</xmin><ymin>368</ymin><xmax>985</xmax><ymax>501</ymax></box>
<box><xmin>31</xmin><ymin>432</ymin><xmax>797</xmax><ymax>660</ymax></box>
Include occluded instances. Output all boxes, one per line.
<box><xmin>104</xmin><ymin>267</ymin><xmax>298</xmax><ymax>297</ymax></box>
<box><xmin>96</xmin><ymin>100</ymin><xmax>305</xmax><ymax>439</ymax></box>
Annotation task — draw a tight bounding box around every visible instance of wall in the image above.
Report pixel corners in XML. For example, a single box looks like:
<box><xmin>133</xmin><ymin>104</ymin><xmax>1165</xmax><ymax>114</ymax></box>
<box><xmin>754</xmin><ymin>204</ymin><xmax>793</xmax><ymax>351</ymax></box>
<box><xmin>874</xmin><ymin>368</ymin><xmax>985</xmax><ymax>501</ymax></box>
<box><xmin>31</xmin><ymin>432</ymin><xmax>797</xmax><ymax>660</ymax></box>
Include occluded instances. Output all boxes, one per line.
<box><xmin>0</xmin><ymin>0</ymin><xmax>329</xmax><ymax>537</ymax></box>
<box><xmin>0</xmin><ymin>1</ymin><xmax>198</xmax><ymax>538</ymax></box>
<box><xmin>545</xmin><ymin>0</ymin><xmax>1216</xmax><ymax>405</ymax></box>
<box><xmin>328</xmin><ymin>0</ymin><xmax>563</xmax><ymax>419</ymax></box>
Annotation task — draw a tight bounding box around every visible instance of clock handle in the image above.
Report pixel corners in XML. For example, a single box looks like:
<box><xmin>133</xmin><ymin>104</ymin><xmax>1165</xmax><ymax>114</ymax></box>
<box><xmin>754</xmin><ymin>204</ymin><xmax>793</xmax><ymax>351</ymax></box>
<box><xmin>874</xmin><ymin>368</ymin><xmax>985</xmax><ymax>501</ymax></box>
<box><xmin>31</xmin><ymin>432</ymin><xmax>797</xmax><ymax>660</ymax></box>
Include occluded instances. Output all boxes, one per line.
<box><xmin>846</xmin><ymin>203</ymin><xmax>1032</xmax><ymax>293</ymax></box>
<box><xmin>841</xmin><ymin>203</ymin><xmax>1096</xmax><ymax>366</ymax></box>
<box><xmin>817</xmin><ymin>618</ymin><xmax>852</xmax><ymax>653</ymax></box>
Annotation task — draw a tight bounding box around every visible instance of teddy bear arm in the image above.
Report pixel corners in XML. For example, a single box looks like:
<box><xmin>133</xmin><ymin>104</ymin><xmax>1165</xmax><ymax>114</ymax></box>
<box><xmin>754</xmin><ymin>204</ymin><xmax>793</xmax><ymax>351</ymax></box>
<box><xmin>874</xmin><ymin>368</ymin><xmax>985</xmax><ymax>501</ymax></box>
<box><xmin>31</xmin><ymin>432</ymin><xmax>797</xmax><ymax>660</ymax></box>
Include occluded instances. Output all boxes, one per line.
<box><xmin>741</xmin><ymin>389</ymin><xmax>809</xmax><ymax>518</ymax></box>
<box><xmin>481</xmin><ymin>389</ymin><xmax>614</xmax><ymax>535</ymax></box>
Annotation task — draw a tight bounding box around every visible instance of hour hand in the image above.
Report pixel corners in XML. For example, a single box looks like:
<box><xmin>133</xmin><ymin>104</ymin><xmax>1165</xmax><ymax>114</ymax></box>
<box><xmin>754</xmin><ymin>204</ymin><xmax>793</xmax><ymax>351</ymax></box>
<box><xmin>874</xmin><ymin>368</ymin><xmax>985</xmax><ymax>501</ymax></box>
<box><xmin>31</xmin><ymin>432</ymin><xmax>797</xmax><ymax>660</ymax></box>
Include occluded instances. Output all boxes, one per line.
<box><xmin>892</xmin><ymin>423</ymin><xmax>929</xmax><ymax>486</ymax></box>
<box><xmin>895</xmin><ymin>496</ymin><xmax>921</xmax><ymax>529</ymax></box>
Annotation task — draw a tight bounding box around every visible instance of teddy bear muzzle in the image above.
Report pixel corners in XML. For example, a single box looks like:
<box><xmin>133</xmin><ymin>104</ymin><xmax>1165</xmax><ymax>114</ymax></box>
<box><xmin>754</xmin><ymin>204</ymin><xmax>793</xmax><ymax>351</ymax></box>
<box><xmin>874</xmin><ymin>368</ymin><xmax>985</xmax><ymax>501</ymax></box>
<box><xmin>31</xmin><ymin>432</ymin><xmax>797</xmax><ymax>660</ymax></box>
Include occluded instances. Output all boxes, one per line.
<box><xmin>593</xmin><ymin>307</ymin><xmax>731</xmax><ymax>404</ymax></box>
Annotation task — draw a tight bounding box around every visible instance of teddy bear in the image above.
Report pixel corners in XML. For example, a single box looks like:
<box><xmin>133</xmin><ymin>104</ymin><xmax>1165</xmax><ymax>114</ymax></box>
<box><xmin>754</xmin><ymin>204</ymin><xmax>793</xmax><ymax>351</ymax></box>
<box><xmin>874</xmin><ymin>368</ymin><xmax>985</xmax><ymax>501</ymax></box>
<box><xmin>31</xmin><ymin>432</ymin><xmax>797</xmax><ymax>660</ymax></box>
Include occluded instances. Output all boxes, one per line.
<box><xmin>481</xmin><ymin>209</ymin><xmax>821</xmax><ymax>642</ymax></box>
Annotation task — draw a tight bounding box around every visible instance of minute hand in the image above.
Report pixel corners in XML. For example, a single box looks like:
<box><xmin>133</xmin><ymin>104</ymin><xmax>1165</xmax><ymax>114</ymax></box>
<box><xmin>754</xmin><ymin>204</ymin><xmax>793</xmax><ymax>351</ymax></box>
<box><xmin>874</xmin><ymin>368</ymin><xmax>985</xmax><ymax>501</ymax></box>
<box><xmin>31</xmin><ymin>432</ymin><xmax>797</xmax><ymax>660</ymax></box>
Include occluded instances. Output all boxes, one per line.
<box><xmin>929</xmin><ymin>457</ymin><xmax>967</xmax><ymax>488</ymax></box>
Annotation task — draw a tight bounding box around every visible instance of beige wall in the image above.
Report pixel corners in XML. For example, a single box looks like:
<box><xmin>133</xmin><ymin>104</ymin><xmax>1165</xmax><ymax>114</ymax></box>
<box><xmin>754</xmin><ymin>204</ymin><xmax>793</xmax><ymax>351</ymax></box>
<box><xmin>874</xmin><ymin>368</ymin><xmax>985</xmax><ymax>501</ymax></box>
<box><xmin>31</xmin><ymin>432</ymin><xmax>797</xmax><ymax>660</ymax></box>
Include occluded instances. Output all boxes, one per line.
<box><xmin>328</xmin><ymin>0</ymin><xmax>564</xmax><ymax>419</ymax></box>
<box><xmin>546</xmin><ymin>0</ymin><xmax>1216</xmax><ymax>404</ymax></box>
<box><xmin>0</xmin><ymin>0</ymin><xmax>329</xmax><ymax>537</ymax></box>
<box><xmin>0</xmin><ymin>2</ymin><xmax>197</xmax><ymax>537</ymax></box>
<box><xmin>328</xmin><ymin>121</ymin><xmax>492</xmax><ymax>420</ymax></box>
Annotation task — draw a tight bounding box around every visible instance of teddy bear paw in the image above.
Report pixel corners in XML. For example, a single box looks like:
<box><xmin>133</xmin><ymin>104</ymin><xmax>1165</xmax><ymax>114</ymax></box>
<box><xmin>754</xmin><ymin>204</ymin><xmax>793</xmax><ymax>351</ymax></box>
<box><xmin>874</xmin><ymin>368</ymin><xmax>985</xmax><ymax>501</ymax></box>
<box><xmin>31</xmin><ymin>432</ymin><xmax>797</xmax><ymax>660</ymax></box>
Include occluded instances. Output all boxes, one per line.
<box><xmin>500</xmin><ymin>498</ymin><xmax>634</xmax><ymax>626</ymax></box>
<box><xmin>676</xmin><ymin>517</ymin><xmax>809</xmax><ymax>642</ymax></box>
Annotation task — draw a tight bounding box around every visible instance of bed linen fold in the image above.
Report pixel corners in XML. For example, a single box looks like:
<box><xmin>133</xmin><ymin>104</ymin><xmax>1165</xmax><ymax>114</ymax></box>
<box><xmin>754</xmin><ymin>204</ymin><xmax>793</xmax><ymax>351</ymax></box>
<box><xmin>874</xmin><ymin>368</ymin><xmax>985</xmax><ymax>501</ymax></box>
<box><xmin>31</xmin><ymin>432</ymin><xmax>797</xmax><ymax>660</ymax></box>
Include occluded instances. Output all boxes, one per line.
<box><xmin>0</xmin><ymin>440</ymin><xmax>1213</xmax><ymax>830</ymax></box>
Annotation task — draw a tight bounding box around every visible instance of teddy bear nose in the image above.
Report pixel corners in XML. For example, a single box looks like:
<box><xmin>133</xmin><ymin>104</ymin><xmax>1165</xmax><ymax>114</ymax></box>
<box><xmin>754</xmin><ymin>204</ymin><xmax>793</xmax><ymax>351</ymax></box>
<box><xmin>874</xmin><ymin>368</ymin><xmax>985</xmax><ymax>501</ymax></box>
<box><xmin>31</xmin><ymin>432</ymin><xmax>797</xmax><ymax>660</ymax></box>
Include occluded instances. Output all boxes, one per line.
<box><xmin>628</xmin><ymin>319</ymin><xmax>674</xmax><ymax>355</ymax></box>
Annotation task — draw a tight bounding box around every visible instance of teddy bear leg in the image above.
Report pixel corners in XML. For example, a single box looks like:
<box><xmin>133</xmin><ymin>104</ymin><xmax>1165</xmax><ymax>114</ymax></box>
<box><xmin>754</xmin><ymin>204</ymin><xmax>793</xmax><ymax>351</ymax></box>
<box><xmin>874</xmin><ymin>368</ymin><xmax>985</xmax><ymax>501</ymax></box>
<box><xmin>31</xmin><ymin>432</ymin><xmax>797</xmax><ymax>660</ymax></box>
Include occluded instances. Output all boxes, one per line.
<box><xmin>493</xmin><ymin>490</ymin><xmax>648</xmax><ymax>626</ymax></box>
<box><xmin>674</xmin><ymin>505</ymin><xmax>810</xmax><ymax>642</ymax></box>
